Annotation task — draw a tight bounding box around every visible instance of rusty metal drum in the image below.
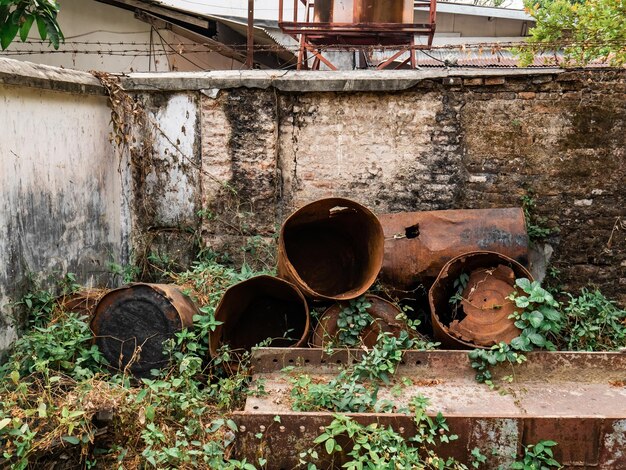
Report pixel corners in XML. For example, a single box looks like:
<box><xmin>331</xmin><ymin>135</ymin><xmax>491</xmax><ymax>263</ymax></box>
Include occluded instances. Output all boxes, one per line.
<box><xmin>311</xmin><ymin>295</ymin><xmax>406</xmax><ymax>348</ymax></box>
<box><xmin>209</xmin><ymin>275</ymin><xmax>310</xmax><ymax>359</ymax></box>
<box><xmin>429</xmin><ymin>251</ymin><xmax>534</xmax><ymax>349</ymax></box>
<box><xmin>91</xmin><ymin>284</ymin><xmax>198</xmax><ymax>377</ymax></box>
<box><xmin>278</xmin><ymin>198</ymin><xmax>384</xmax><ymax>301</ymax></box>
<box><xmin>313</xmin><ymin>0</ymin><xmax>413</xmax><ymax>24</ymax></box>
<box><xmin>378</xmin><ymin>208</ymin><xmax>529</xmax><ymax>293</ymax></box>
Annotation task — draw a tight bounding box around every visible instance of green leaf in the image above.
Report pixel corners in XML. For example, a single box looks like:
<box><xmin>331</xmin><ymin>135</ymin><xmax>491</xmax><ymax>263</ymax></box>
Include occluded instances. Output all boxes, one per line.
<box><xmin>515</xmin><ymin>278</ymin><xmax>532</xmax><ymax>292</ymax></box>
<box><xmin>36</xmin><ymin>16</ymin><xmax>47</xmax><ymax>40</ymax></box>
<box><xmin>528</xmin><ymin>311</ymin><xmax>544</xmax><ymax>328</ymax></box>
<box><xmin>0</xmin><ymin>417</ymin><xmax>11</xmax><ymax>431</ymax></box>
<box><xmin>325</xmin><ymin>437</ymin><xmax>336</xmax><ymax>455</ymax></box>
<box><xmin>19</xmin><ymin>14</ymin><xmax>34</xmax><ymax>42</ymax></box>
<box><xmin>145</xmin><ymin>405</ymin><xmax>155</xmax><ymax>421</ymax></box>
<box><xmin>510</xmin><ymin>336</ymin><xmax>528</xmax><ymax>350</ymax></box>
<box><xmin>527</xmin><ymin>332</ymin><xmax>546</xmax><ymax>347</ymax></box>
<box><xmin>515</xmin><ymin>296</ymin><xmax>530</xmax><ymax>308</ymax></box>
<box><xmin>62</xmin><ymin>436</ymin><xmax>80</xmax><ymax>445</ymax></box>
<box><xmin>0</xmin><ymin>18</ymin><xmax>19</xmax><ymax>50</ymax></box>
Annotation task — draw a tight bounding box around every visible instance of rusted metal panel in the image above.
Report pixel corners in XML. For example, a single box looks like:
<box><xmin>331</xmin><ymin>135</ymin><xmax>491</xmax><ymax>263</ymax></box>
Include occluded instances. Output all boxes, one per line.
<box><xmin>311</xmin><ymin>295</ymin><xmax>406</xmax><ymax>347</ymax></box>
<box><xmin>209</xmin><ymin>276</ymin><xmax>310</xmax><ymax>359</ymax></box>
<box><xmin>378</xmin><ymin>208</ymin><xmax>529</xmax><ymax>292</ymax></box>
<box><xmin>355</xmin><ymin>0</ymin><xmax>414</xmax><ymax>24</ymax></box>
<box><xmin>429</xmin><ymin>251</ymin><xmax>533</xmax><ymax>349</ymax></box>
<box><xmin>91</xmin><ymin>283</ymin><xmax>198</xmax><ymax>376</ymax></box>
<box><xmin>232</xmin><ymin>348</ymin><xmax>626</xmax><ymax>468</ymax></box>
<box><xmin>278</xmin><ymin>198</ymin><xmax>384</xmax><ymax>301</ymax></box>
<box><xmin>447</xmin><ymin>264</ymin><xmax>521</xmax><ymax>346</ymax></box>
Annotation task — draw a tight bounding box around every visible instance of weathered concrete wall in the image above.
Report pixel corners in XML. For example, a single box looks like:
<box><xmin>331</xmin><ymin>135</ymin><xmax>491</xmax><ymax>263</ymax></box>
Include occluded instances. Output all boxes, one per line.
<box><xmin>124</xmin><ymin>69</ymin><xmax>625</xmax><ymax>304</ymax></box>
<box><xmin>0</xmin><ymin>62</ymin><xmax>123</xmax><ymax>352</ymax></box>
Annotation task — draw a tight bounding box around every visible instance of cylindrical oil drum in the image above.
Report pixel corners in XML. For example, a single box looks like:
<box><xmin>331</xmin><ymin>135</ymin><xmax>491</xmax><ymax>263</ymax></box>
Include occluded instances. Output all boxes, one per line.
<box><xmin>278</xmin><ymin>198</ymin><xmax>384</xmax><ymax>301</ymax></box>
<box><xmin>91</xmin><ymin>284</ymin><xmax>198</xmax><ymax>377</ymax></box>
<box><xmin>209</xmin><ymin>275</ymin><xmax>310</xmax><ymax>358</ymax></box>
<box><xmin>378</xmin><ymin>208</ymin><xmax>529</xmax><ymax>293</ymax></box>
<box><xmin>312</xmin><ymin>295</ymin><xmax>407</xmax><ymax>348</ymax></box>
<box><xmin>429</xmin><ymin>251</ymin><xmax>534</xmax><ymax>350</ymax></box>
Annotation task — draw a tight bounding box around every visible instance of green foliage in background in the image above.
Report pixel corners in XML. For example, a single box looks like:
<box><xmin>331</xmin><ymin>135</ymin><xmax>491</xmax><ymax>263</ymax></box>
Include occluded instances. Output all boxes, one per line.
<box><xmin>560</xmin><ymin>289</ymin><xmax>626</xmax><ymax>351</ymax></box>
<box><xmin>0</xmin><ymin>0</ymin><xmax>63</xmax><ymax>50</ymax></box>
<box><xmin>520</xmin><ymin>0</ymin><xmax>626</xmax><ymax>66</ymax></box>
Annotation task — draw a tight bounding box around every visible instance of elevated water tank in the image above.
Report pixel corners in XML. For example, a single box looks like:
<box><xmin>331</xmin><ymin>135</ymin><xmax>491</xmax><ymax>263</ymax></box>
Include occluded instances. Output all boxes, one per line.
<box><xmin>313</xmin><ymin>0</ymin><xmax>413</xmax><ymax>24</ymax></box>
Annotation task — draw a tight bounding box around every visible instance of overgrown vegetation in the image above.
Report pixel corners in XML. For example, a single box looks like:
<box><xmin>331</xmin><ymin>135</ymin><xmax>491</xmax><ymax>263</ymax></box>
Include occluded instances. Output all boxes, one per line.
<box><xmin>559</xmin><ymin>289</ymin><xmax>626</xmax><ymax>351</ymax></box>
<box><xmin>519</xmin><ymin>0</ymin><xmax>626</xmax><ymax>67</ymax></box>
<box><xmin>521</xmin><ymin>192</ymin><xmax>556</xmax><ymax>243</ymax></box>
<box><xmin>1</xmin><ymin>247</ymin><xmax>622</xmax><ymax>468</ymax></box>
<box><xmin>469</xmin><ymin>278</ymin><xmax>562</xmax><ymax>387</ymax></box>
<box><xmin>335</xmin><ymin>296</ymin><xmax>373</xmax><ymax>347</ymax></box>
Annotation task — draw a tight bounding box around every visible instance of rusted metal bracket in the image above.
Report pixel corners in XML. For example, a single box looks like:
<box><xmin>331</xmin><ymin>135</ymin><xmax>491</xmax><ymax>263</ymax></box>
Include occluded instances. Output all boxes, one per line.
<box><xmin>231</xmin><ymin>348</ymin><xmax>626</xmax><ymax>468</ymax></box>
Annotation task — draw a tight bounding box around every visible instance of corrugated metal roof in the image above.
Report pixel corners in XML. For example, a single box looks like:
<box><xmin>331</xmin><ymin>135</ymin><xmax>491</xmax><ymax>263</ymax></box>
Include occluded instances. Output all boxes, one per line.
<box><xmin>413</xmin><ymin>49</ymin><xmax>607</xmax><ymax>68</ymax></box>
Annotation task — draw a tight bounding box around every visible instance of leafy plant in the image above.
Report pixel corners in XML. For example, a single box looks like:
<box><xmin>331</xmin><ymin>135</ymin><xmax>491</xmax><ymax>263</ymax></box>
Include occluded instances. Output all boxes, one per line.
<box><xmin>0</xmin><ymin>0</ymin><xmax>63</xmax><ymax>50</ymax></box>
<box><xmin>336</xmin><ymin>296</ymin><xmax>373</xmax><ymax>347</ymax></box>
<box><xmin>511</xmin><ymin>440</ymin><xmax>562</xmax><ymax>469</ymax></box>
<box><xmin>560</xmin><ymin>289</ymin><xmax>626</xmax><ymax>351</ymax></box>
<box><xmin>0</xmin><ymin>310</ymin><xmax>107</xmax><ymax>381</ymax></box>
<box><xmin>108</xmin><ymin>260</ymin><xmax>141</xmax><ymax>285</ymax></box>
<box><xmin>518</xmin><ymin>0</ymin><xmax>626</xmax><ymax>67</ymax></box>
<box><xmin>304</xmin><ymin>396</ymin><xmax>465</xmax><ymax>469</ymax></box>
<box><xmin>521</xmin><ymin>193</ymin><xmax>555</xmax><ymax>243</ymax></box>
<box><xmin>469</xmin><ymin>278</ymin><xmax>562</xmax><ymax>386</ymax></box>
<box><xmin>508</xmin><ymin>278</ymin><xmax>561</xmax><ymax>352</ymax></box>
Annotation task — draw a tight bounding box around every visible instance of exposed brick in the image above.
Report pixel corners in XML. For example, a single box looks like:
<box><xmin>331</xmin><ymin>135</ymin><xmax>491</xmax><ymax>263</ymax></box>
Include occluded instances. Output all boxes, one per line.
<box><xmin>532</xmin><ymin>75</ymin><xmax>554</xmax><ymax>84</ymax></box>
<box><xmin>463</xmin><ymin>78</ymin><xmax>484</xmax><ymax>86</ymax></box>
<box><xmin>185</xmin><ymin>69</ymin><xmax>626</xmax><ymax>303</ymax></box>
<box><xmin>484</xmin><ymin>77</ymin><xmax>506</xmax><ymax>86</ymax></box>
<box><xmin>518</xmin><ymin>92</ymin><xmax>536</xmax><ymax>100</ymax></box>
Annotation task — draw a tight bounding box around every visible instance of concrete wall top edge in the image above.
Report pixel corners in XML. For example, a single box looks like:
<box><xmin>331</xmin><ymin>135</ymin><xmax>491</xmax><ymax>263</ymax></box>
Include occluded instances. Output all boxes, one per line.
<box><xmin>0</xmin><ymin>57</ymin><xmax>105</xmax><ymax>95</ymax></box>
<box><xmin>119</xmin><ymin>68</ymin><xmax>572</xmax><ymax>92</ymax></box>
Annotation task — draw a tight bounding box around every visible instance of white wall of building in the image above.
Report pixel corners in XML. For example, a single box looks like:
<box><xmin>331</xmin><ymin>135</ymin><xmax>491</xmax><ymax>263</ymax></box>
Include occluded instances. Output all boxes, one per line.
<box><xmin>1</xmin><ymin>0</ymin><xmax>170</xmax><ymax>72</ymax></box>
<box><xmin>0</xmin><ymin>61</ymin><xmax>124</xmax><ymax>353</ymax></box>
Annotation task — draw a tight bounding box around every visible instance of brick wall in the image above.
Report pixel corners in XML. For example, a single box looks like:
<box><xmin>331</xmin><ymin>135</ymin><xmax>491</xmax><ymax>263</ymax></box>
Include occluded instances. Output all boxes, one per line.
<box><xmin>131</xmin><ymin>70</ymin><xmax>625</xmax><ymax>304</ymax></box>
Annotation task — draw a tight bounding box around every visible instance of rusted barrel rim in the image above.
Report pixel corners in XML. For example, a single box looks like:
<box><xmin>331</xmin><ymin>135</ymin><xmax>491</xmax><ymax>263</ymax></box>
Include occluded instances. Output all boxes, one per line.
<box><xmin>278</xmin><ymin>197</ymin><xmax>384</xmax><ymax>301</ymax></box>
<box><xmin>91</xmin><ymin>283</ymin><xmax>199</xmax><ymax>375</ymax></box>
<box><xmin>428</xmin><ymin>250</ymin><xmax>534</xmax><ymax>350</ymax></box>
<box><xmin>209</xmin><ymin>275</ymin><xmax>311</xmax><ymax>358</ymax></box>
<box><xmin>311</xmin><ymin>294</ymin><xmax>404</xmax><ymax>348</ymax></box>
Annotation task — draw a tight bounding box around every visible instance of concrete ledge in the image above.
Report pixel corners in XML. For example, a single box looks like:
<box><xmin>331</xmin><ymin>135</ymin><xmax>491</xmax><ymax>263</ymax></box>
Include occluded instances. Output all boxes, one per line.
<box><xmin>120</xmin><ymin>68</ymin><xmax>565</xmax><ymax>92</ymax></box>
<box><xmin>0</xmin><ymin>57</ymin><xmax>105</xmax><ymax>95</ymax></box>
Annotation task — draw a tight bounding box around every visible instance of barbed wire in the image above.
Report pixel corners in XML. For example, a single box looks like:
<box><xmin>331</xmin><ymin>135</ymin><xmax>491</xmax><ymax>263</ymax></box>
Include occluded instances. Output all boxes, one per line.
<box><xmin>2</xmin><ymin>42</ymin><xmax>624</xmax><ymax>58</ymax></box>
<box><xmin>9</xmin><ymin>38</ymin><xmax>626</xmax><ymax>52</ymax></box>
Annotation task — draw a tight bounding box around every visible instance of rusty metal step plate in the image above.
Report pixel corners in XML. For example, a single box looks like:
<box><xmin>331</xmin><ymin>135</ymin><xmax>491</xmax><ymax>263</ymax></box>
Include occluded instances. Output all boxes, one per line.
<box><xmin>232</xmin><ymin>348</ymin><xmax>626</xmax><ymax>469</ymax></box>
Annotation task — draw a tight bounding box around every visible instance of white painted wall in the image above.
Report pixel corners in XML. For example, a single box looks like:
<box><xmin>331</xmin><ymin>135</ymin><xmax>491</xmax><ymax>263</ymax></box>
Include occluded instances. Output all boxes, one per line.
<box><xmin>0</xmin><ymin>82</ymin><xmax>123</xmax><ymax>352</ymax></box>
<box><xmin>0</xmin><ymin>0</ymin><xmax>170</xmax><ymax>72</ymax></box>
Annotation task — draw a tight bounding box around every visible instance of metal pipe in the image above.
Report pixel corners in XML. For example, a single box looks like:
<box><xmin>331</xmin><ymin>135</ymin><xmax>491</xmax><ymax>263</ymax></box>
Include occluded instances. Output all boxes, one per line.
<box><xmin>311</xmin><ymin>295</ymin><xmax>407</xmax><ymax>348</ymax></box>
<box><xmin>246</xmin><ymin>0</ymin><xmax>254</xmax><ymax>68</ymax></box>
<box><xmin>378</xmin><ymin>208</ymin><xmax>528</xmax><ymax>293</ymax></box>
<box><xmin>209</xmin><ymin>275</ymin><xmax>310</xmax><ymax>359</ymax></box>
<box><xmin>278</xmin><ymin>198</ymin><xmax>384</xmax><ymax>301</ymax></box>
